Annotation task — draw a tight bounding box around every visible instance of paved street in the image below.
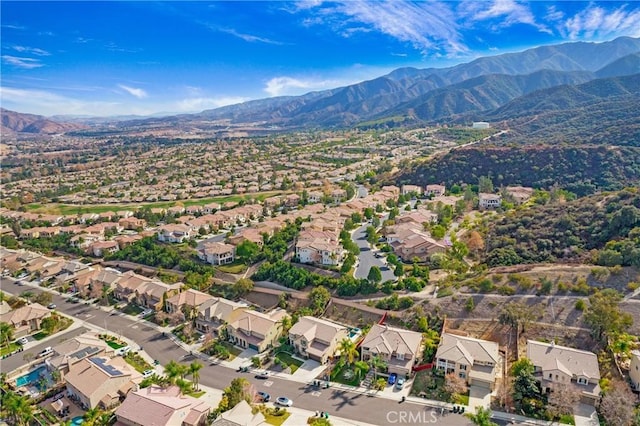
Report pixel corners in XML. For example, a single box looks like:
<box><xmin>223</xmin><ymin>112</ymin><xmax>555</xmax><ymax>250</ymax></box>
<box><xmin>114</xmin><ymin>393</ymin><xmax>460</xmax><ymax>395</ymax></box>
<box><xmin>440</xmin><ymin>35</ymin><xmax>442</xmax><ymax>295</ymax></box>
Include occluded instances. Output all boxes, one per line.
<box><xmin>1</xmin><ymin>278</ymin><xmax>482</xmax><ymax>425</ymax></box>
<box><xmin>353</xmin><ymin>223</ymin><xmax>395</xmax><ymax>282</ymax></box>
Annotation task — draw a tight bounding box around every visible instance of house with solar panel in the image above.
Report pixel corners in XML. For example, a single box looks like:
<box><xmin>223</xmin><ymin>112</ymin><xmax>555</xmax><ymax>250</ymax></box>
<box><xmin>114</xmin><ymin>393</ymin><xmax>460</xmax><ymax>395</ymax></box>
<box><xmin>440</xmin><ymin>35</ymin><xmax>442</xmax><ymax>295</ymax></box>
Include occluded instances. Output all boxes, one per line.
<box><xmin>46</xmin><ymin>332</ymin><xmax>116</xmax><ymax>381</ymax></box>
<box><xmin>64</xmin><ymin>356</ymin><xmax>142</xmax><ymax>410</ymax></box>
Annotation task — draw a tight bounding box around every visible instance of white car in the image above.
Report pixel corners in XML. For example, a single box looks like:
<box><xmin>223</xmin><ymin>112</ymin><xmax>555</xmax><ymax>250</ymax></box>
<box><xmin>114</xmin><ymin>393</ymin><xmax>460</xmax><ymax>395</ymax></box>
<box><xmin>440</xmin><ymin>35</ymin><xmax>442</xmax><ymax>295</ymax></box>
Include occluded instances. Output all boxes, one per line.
<box><xmin>275</xmin><ymin>397</ymin><xmax>293</xmax><ymax>407</ymax></box>
<box><xmin>17</xmin><ymin>337</ymin><xmax>29</xmax><ymax>346</ymax></box>
<box><xmin>142</xmin><ymin>369</ymin><xmax>155</xmax><ymax>378</ymax></box>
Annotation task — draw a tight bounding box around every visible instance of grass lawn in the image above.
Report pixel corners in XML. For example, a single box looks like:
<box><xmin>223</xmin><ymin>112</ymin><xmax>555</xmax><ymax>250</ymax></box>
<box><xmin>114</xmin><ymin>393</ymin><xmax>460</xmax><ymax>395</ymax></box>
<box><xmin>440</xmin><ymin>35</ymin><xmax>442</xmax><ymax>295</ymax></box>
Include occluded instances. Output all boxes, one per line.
<box><xmin>220</xmin><ymin>341</ymin><xmax>243</xmax><ymax>358</ymax></box>
<box><xmin>263</xmin><ymin>411</ymin><xmax>291</xmax><ymax>426</ymax></box>
<box><xmin>454</xmin><ymin>393</ymin><xmax>469</xmax><ymax>405</ymax></box>
<box><xmin>121</xmin><ymin>303</ymin><xmax>144</xmax><ymax>316</ymax></box>
<box><xmin>189</xmin><ymin>390</ymin><xmax>206</xmax><ymax>398</ymax></box>
<box><xmin>217</xmin><ymin>262</ymin><xmax>247</xmax><ymax>274</ymax></box>
<box><xmin>409</xmin><ymin>370</ymin><xmax>449</xmax><ymax>401</ymax></box>
<box><xmin>33</xmin><ymin>331</ymin><xmax>48</xmax><ymax>340</ymax></box>
<box><xmin>274</xmin><ymin>351</ymin><xmax>304</xmax><ymax>374</ymax></box>
<box><xmin>124</xmin><ymin>352</ymin><xmax>153</xmax><ymax>373</ymax></box>
<box><xmin>0</xmin><ymin>343</ymin><xmax>20</xmax><ymax>357</ymax></box>
<box><xmin>106</xmin><ymin>340</ymin><xmax>127</xmax><ymax>350</ymax></box>
<box><xmin>24</xmin><ymin>192</ymin><xmax>283</xmax><ymax>215</ymax></box>
<box><xmin>330</xmin><ymin>362</ymin><xmax>362</xmax><ymax>387</ymax></box>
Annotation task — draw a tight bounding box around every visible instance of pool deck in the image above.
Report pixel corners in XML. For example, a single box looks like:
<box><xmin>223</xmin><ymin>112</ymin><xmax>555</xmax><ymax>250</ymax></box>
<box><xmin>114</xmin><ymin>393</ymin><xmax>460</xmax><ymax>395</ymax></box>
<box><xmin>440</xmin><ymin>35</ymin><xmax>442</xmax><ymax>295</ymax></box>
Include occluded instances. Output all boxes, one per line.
<box><xmin>39</xmin><ymin>394</ymin><xmax>85</xmax><ymax>423</ymax></box>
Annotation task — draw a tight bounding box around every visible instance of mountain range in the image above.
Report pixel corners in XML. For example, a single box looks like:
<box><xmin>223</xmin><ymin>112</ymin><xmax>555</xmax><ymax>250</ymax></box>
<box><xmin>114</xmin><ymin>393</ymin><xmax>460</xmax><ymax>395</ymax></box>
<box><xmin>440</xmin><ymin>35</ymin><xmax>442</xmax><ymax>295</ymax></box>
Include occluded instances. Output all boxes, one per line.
<box><xmin>2</xmin><ymin>36</ymin><xmax>640</xmax><ymax>134</ymax></box>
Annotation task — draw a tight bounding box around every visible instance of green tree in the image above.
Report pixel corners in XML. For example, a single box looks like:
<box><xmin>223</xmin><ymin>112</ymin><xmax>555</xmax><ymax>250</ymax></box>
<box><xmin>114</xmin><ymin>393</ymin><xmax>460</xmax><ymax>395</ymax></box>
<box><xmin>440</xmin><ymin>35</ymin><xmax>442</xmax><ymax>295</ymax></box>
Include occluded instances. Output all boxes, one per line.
<box><xmin>2</xmin><ymin>391</ymin><xmax>34</xmax><ymax>425</ymax></box>
<box><xmin>394</xmin><ymin>263</ymin><xmax>404</xmax><ymax>277</ymax></box>
<box><xmin>236</xmin><ymin>240</ymin><xmax>261</xmax><ymax>264</ymax></box>
<box><xmin>233</xmin><ymin>278</ymin><xmax>254</xmax><ymax>297</ymax></box>
<box><xmin>478</xmin><ymin>176</ymin><xmax>494</xmax><ymax>193</ymax></box>
<box><xmin>584</xmin><ymin>289</ymin><xmax>633</xmax><ymax>343</ymax></box>
<box><xmin>367</xmin><ymin>266</ymin><xmax>382</xmax><ymax>284</ymax></box>
<box><xmin>189</xmin><ymin>361</ymin><xmax>203</xmax><ymax>391</ymax></box>
<box><xmin>309</xmin><ymin>286</ymin><xmax>331</xmax><ymax>314</ymax></box>
<box><xmin>338</xmin><ymin>338</ymin><xmax>358</xmax><ymax>365</ymax></box>
<box><xmin>466</xmin><ymin>407</ymin><xmax>498</xmax><ymax>426</ymax></box>
<box><xmin>217</xmin><ymin>377</ymin><xmax>253</xmax><ymax>413</ymax></box>
<box><xmin>0</xmin><ymin>322</ymin><xmax>14</xmax><ymax>347</ymax></box>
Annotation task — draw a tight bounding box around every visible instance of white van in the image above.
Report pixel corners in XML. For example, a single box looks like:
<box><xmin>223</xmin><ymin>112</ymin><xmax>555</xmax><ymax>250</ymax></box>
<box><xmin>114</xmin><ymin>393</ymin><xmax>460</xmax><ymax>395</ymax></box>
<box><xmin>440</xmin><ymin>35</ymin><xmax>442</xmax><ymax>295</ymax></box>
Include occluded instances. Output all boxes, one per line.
<box><xmin>37</xmin><ymin>347</ymin><xmax>53</xmax><ymax>358</ymax></box>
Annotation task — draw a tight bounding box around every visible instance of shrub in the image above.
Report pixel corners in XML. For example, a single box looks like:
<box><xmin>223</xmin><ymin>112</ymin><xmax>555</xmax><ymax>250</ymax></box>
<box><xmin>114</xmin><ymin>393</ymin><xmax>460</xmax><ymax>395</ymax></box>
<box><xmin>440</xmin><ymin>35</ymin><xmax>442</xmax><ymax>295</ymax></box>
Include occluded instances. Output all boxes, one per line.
<box><xmin>497</xmin><ymin>285</ymin><xmax>516</xmax><ymax>296</ymax></box>
<box><xmin>575</xmin><ymin>300</ymin><xmax>586</xmax><ymax>311</ymax></box>
<box><xmin>465</xmin><ymin>297</ymin><xmax>475</xmax><ymax>312</ymax></box>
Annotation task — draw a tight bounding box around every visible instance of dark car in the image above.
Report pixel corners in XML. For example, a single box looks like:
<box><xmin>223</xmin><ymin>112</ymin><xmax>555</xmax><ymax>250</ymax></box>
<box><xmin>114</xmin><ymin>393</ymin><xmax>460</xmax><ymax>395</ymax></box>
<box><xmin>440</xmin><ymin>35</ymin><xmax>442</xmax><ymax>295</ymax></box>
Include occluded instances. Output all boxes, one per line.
<box><xmin>388</xmin><ymin>373</ymin><xmax>397</xmax><ymax>385</ymax></box>
<box><xmin>257</xmin><ymin>391</ymin><xmax>270</xmax><ymax>402</ymax></box>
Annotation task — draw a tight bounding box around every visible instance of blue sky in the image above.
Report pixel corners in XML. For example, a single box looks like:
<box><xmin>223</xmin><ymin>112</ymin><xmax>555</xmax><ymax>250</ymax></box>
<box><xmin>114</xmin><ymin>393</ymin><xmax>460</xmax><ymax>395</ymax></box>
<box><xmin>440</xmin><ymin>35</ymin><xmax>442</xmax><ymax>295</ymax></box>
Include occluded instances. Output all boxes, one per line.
<box><xmin>2</xmin><ymin>1</ymin><xmax>640</xmax><ymax>117</ymax></box>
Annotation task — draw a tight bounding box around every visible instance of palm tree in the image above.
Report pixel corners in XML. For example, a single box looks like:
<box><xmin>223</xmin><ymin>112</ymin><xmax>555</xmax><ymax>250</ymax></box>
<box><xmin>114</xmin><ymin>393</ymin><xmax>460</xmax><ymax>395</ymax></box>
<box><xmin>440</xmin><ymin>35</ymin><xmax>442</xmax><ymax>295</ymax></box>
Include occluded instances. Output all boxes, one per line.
<box><xmin>1</xmin><ymin>322</ymin><xmax>14</xmax><ymax>348</ymax></box>
<box><xmin>369</xmin><ymin>355</ymin><xmax>387</xmax><ymax>380</ymax></box>
<box><xmin>4</xmin><ymin>392</ymin><xmax>34</xmax><ymax>426</ymax></box>
<box><xmin>189</xmin><ymin>361</ymin><xmax>203</xmax><ymax>391</ymax></box>
<box><xmin>176</xmin><ymin>378</ymin><xmax>192</xmax><ymax>395</ymax></box>
<box><xmin>164</xmin><ymin>360</ymin><xmax>181</xmax><ymax>384</ymax></box>
<box><xmin>353</xmin><ymin>360</ymin><xmax>370</xmax><ymax>380</ymax></box>
<box><xmin>338</xmin><ymin>338</ymin><xmax>358</xmax><ymax>365</ymax></box>
<box><xmin>83</xmin><ymin>407</ymin><xmax>102</xmax><ymax>426</ymax></box>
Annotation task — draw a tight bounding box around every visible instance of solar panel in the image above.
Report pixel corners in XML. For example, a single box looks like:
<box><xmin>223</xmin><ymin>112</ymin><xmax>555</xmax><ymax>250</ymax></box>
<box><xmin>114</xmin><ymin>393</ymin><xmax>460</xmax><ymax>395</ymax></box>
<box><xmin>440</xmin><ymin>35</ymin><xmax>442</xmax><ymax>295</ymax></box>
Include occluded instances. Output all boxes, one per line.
<box><xmin>70</xmin><ymin>346</ymin><xmax>100</xmax><ymax>360</ymax></box>
<box><xmin>90</xmin><ymin>357</ymin><xmax>124</xmax><ymax>376</ymax></box>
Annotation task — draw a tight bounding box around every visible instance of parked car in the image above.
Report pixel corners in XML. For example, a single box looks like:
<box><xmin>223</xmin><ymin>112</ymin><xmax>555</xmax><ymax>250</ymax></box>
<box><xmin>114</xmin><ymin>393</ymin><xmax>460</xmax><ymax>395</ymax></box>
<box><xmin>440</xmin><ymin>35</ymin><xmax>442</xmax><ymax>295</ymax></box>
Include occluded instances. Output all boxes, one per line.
<box><xmin>142</xmin><ymin>369</ymin><xmax>155</xmax><ymax>378</ymax></box>
<box><xmin>47</xmin><ymin>303</ymin><xmax>56</xmax><ymax>309</ymax></box>
<box><xmin>255</xmin><ymin>371</ymin><xmax>270</xmax><ymax>380</ymax></box>
<box><xmin>37</xmin><ymin>347</ymin><xmax>53</xmax><ymax>358</ymax></box>
<box><xmin>257</xmin><ymin>391</ymin><xmax>270</xmax><ymax>402</ymax></box>
<box><xmin>396</xmin><ymin>377</ymin><xmax>405</xmax><ymax>389</ymax></box>
<box><xmin>388</xmin><ymin>373</ymin><xmax>397</xmax><ymax>385</ymax></box>
<box><xmin>17</xmin><ymin>337</ymin><xmax>29</xmax><ymax>346</ymax></box>
<box><xmin>139</xmin><ymin>309</ymin><xmax>153</xmax><ymax>317</ymax></box>
<box><xmin>275</xmin><ymin>397</ymin><xmax>293</xmax><ymax>407</ymax></box>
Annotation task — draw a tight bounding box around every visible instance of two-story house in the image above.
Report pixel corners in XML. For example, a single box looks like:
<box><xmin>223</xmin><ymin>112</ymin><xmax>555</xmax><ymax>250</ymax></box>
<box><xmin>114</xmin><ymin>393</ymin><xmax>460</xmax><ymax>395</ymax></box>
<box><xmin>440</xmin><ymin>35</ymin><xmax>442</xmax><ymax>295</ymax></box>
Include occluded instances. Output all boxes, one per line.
<box><xmin>478</xmin><ymin>193</ymin><xmax>502</xmax><ymax>209</ymax></box>
<box><xmin>0</xmin><ymin>303</ymin><xmax>51</xmax><ymax>338</ymax></box>
<box><xmin>195</xmin><ymin>297</ymin><xmax>248</xmax><ymax>336</ymax></box>
<box><xmin>360</xmin><ymin>324</ymin><xmax>423</xmax><ymax>377</ymax></box>
<box><xmin>65</xmin><ymin>356</ymin><xmax>142</xmax><ymax>410</ymax></box>
<box><xmin>425</xmin><ymin>184</ymin><xmax>446</xmax><ymax>197</ymax></box>
<box><xmin>527</xmin><ymin>340</ymin><xmax>601</xmax><ymax>405</ymax></box>
<box><xmin>288</xmin><ymin>316</ymin><xmax>349</xmax><ymax>364</ymax></box>
<box><xmin>165</xmin><ymin>289</ymin><xmax>214</xmax><ymax>315</ymax></box>
<box><xmin>435</xmin><ymin>333</ymin><xmax>501</xmax><ymax>391</ymax></box>
<box><xmin>157</xmin><ymin>224</ymin><xmax>192</xmax><ymax>243</ymax></box>
<box><xmin>227</xmin><ymin>308</ymin><xmax>289</xmax><ymax>353</ymax></box>
<box><xmin>199</xmin><ymin>242</ymin><xmax>236</xmax><ymax>265</ymax></box>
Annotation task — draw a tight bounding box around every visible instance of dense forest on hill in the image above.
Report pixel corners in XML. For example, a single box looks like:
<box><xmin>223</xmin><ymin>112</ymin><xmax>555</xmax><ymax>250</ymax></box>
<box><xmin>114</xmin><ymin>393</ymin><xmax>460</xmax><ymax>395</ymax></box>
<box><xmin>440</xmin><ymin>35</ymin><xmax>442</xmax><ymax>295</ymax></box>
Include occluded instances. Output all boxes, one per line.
<box><xmin>483</xmin><ymin>189</ymin><xmax>640</xmax><ymax>266</ymax></box>
<box><xmin>397</xmin><ymin>145</ymin><xmax>640</xmax><ymax>196</ymax></box>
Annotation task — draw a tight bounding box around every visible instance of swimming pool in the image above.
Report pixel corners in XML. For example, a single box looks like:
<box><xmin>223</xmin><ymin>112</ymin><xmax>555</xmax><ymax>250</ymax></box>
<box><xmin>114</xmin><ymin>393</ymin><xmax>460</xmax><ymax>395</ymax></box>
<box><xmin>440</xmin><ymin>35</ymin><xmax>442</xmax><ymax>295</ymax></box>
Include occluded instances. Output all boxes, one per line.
<box><xmin>71</xmin><ymin>416</ymin><xmax>84</xmax><ymax>425</ymax></box>
<box><xmin>348</xmin><ymin>328</ymin><xmax>361</xmax><ymax>338</ymax></box>
<box><xmin>15</xmin><ymin>366</ymin><xmax>46</xmax><ymax>387</ymax></box>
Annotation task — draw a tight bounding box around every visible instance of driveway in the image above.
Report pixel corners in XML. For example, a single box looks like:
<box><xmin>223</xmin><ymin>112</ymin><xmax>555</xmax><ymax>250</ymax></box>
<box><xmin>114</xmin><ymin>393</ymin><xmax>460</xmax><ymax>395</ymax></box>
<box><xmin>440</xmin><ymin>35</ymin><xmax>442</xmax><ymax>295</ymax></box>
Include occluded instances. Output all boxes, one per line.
<box><xmin>468</xmin><ymin>385</ymin><xmax>491</xmax><ymax>412</ymax></box>
<box><xmin>574</xmin><ymin>403</ymin><xmax>599</xmax><ymax>426</ymax></box>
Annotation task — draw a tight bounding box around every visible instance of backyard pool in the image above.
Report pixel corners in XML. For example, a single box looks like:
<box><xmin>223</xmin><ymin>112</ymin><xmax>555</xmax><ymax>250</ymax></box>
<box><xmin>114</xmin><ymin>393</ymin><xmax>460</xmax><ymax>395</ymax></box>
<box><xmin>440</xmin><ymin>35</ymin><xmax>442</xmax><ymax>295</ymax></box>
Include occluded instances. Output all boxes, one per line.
<box><xmin>71</xmin><ymin>416</ymin><xmax>84</xmax><ymax>425</ymax></box>
<box><xmin>348</xmin><ymin>328</ymin><xmax>361</xmax><ymax>339</ymax></box>
<box><xmin>15</xmin><ymin>366</ymin><xmax>46</xmax><ymax>387</ymax></box>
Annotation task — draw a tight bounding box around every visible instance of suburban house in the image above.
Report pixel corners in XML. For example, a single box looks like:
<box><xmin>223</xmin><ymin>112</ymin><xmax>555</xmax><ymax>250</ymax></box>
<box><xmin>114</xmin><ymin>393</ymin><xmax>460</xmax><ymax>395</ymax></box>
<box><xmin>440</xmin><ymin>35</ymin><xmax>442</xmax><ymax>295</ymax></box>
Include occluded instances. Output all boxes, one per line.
<box><xmin>195</xmin><ymin>297</ymin><xmax>248</xmax><ymax>336</ymax></box>
<box><xmin>113</xmin><ymin>271</ymin><xmax>153</xmax><ymax>302</ymax></box>
<box><xmin>425</xmin><ymin>184</ymin><xmax>446</xmax><ymax>197</ymax></box>
<box><xmin>330</xmin><ymin>188</ymin><xmax>347</xmax><ymax>204</ymax></box>
<box><xmin>288</xmin><ymin>316</ymin><xmax>349</xmax><ymax>364</ymax></box>
<box><xmin>390</xmin><ymin>233</ymin><xmax>446</xmax><ymax>262</ymax></box>
<box><xmin>435</xmin><ymin>333</ymin><xmax>501</xmax><ymax>390</ymax></box>
<box><xmin>527</xmin><ymin>340</ymin><xmax>601</xmax><ymax>405</ymax></box>
<box><xmin>360</xmin><ymin>324</ymin><xmax>423</xmax><ymax>377</ymax></box>
<box><xmin>115</xmin><ymin>385</ymin><xmax>211</xmax><ymax>426</ymax></box>
<box><xmin>504</xmin><ymin>186</ymin><xmax>534</xmax><ymax>204</ymax></box>
<box><xmin>212</xmin><ymin>400</ymin><xmax>267</xmax><ymax>426</ymax></box>
<box><xmin>401</xmin><ymin>184</ymin><xmax>423</xmax><ymax>196</ymax></box>
<box><xmin>307</xmin><ymin>191</ymin><xmax>324</xmax><ymax>204</ymax></box>
<box><xmin>157</xmin><ymin>224</ymin><xmax>192</xmax><ymax>243</ymax></box>
<box><xmin>630</xmin><ymin>350</ymin><xmax>640</xmax><ymax>392</ymax></box>
<box><xmin>136</xmin><ymin>281</ymin><xmax>181</xmax><ymax>310</ymax></box>
<box><xmin>0</xmin><ymin>303</ymin><xmax>51</xmax><ymax>338</ymax></box>
<box><xmin>295</xmin><ymin>229</ymin><xmax>343</xmax><ymax>266</ymax></box>
<box><xmin>65</xmin><ymin>356</ymin><xmax>142</xmax><ymax>410</ymax></box>
<box><xmin>478</xmin><ymin>193</ymin><xmax>502</xmax><ymax>209</ymax></box>
<box><xmin>89</xmin><ymin>240</ymin><xmax>120</xmax><ymax>257</ymax></box>
<box><xmin>165</xmin><ymin>289</ymin><xmax>214</xmax><ymax>315</ymax></box>
<box><xmin>227</xmin><ymin>308</ymin><xmax>289</xmax><ymax>353</ymax></box>
<box><xmin>46</xmin><ymin>332</ymin><xmax>116</xmax><ymax>380</ymax></box>
<box><xmin>198</xmin><ymin>242</ymin><xmax>236</xmax><ymax>265</ymax></box>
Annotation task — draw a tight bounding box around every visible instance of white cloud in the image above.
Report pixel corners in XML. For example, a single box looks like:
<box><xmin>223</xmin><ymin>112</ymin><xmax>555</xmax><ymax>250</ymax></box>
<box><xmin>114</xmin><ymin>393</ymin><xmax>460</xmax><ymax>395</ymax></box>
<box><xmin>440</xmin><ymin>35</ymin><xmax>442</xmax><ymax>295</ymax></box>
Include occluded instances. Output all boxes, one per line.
<box><xmin>312</xmin><ymin>0</ymin><xmax>466</xmax><ymax>55</ymax></box>
<box><xmin>217</xmin><ymin>27</ymin><xmax>283</xmax><ymax>45</ymax></box>
<box><xmin>562</xmin><ymin>4</ymin><xmax>640</xmax><ymax>39</ymax></box>
<box><xmin>175</xmin><ymin>96</ymin><xmax>248</xmax><ymax>112</ymax></box>
<box><xmin>458</xmin><ymin>0</ymin><xmax>549</xmax><ymax>34</ymax></box>
<box><xmin>12</xmin><ymin>46</ymin><xmax>50</xmax><ymax>56</ymax></box>
<box><xmin>2</xmin><ymin>55</ymin><xmax>44</xmax><ymax>69</ymax></box>
<box><xmin>118</xmin><ymin>84</ymin><xmax>148</xmax><ymax>99</ymax></box>
<box><xmin>0</xmin><ymin>87</ymin><xmax>122</xmax><ymax>116</ymax></box>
